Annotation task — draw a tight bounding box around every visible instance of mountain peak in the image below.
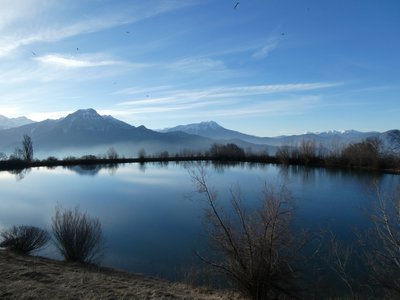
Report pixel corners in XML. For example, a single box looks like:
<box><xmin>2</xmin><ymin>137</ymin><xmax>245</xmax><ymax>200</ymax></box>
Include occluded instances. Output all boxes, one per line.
<box><xmin>64</xmin><ymin>108</ymin><xmax>103</xmax><ymax>122</ymax></box>
<box><xmin>69</xmin><ymin>108</ymin><xmax>100</xmax><ymax>117</ymax></box>
<box><xmin>198</xmin><ymin>121</ymin><xmax>221</xmax><ymax>129</ymax></box>
<box><xmin>159</xmin><ymin>121</ymin><xmax>224</xmax><ymax>133</ymax></box>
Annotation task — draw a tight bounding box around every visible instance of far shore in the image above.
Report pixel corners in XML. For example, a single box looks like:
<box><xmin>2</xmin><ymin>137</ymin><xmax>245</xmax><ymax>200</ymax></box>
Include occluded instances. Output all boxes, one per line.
<box><xmin>1</xmin><ymin>154</ymin><xmax>399</xmax><ymax>175</ymax></box>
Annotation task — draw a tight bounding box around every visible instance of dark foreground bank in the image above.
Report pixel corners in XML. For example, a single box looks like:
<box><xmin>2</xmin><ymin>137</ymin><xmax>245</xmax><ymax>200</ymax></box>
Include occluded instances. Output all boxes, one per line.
<box><xmin>0</xmin><ymin>250</ymin><xmax>241</xmax><ymax>300</ymax></box>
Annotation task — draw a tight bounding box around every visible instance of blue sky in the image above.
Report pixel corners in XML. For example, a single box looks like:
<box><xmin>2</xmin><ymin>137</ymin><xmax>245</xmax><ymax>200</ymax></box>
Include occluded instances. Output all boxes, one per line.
<box><xmin>0</xmin><ymin>0</ymin><xmax>399</xmax><ymax>136</ymax></box>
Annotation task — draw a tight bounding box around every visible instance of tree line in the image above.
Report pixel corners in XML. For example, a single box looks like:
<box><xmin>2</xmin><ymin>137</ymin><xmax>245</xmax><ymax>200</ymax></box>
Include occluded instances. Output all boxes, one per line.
<box><xmin>1</xmin><ymin>135</ymin><xmax>399</xmax><ymax>173</ymax></box>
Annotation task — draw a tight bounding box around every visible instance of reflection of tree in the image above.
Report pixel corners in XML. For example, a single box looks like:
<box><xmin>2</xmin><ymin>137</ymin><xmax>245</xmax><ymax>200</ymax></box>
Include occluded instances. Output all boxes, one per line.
<box><xmin>138</xmin><ymin>162</ymin><xmax>146</xmax><ymax>173</ymax></box>
<box><xmin>8</xmin><ymin>168</ymin><xmax>30</xmax><ymax>181</ymax></box>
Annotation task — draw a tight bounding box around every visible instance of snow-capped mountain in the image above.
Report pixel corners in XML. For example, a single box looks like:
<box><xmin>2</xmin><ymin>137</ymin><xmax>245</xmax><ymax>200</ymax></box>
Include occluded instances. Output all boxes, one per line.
<box><xmin>0</xmin><ymin>111</ymin><xmax>398</xmax><ymax>158</ymax></box>
<box><xmin>0</xmin><ymin>115</ymin><xmax>35</xmax><ymax>130</ymax></box>
<box><xmin>160</xmin><ymin>121</ymin><xmax>242</xmax><ymax>139</ymax></box>
<box><xmin>160</xmin><ymin>121</ymin><xmax>393</xmax><ymax>150</ymax></box>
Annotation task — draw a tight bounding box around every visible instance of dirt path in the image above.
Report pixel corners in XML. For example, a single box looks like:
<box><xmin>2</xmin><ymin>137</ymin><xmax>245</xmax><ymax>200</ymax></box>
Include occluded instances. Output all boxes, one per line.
<box><xmin>0</xmin><ymin>250</ymin><xmax>241</xmax><ymax>299</ymax></box>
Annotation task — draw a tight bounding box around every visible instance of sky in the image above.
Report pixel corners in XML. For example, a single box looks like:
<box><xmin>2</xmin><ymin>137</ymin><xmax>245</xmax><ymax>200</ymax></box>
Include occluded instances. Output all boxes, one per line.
<box><xmin>0</xmin><ymin>0</ymin><xmax>399</xmax><ymax>136</ymax></box>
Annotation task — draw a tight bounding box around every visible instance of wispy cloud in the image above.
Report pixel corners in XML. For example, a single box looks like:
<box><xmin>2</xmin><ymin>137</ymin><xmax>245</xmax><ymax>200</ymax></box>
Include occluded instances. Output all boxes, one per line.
<box><xmin>108</xmin><ymin>82</ymin><xmax>343</xmax><ymax>125</ymax></box>
<box><xmin>35</xmin><ymin>54</ymin><xmax>126</xmax><ymax>68</ymax></box>
<box><xmin>252</xmin><ymin>40</ymin><xmax>279</xmax><ymax>59</ymax></box>
<box><xmin>112</xmin><ymin>85</ymin><xmax>173</xmax><ymax>96</ymax></box>
<box><xmin>205</xmin><ymin>97</ymin><xmax>323</xmax><ymax>118</ymax></box>
<box><xmin>0</xmin><ymin>1</ymin><xmax>194</xmax><ymax>57</ymax></box>
<box><xmin>98</xmin><ymin>96</ymin><xmax>324</xmax><ymax>126</ymax></box>
<box><xmin>117</xmin><ymin>82</ymin><xmax>342</xmax><ymax>106</ymax></box>
<box><xmin>169</xmin><ymin>57</ymin><xmax>226</xmax><ymax>73</ymax></box>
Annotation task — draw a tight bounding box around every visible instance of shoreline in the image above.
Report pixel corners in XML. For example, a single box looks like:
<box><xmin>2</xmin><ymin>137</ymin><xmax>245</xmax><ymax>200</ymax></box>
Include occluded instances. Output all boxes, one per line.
<box><xmin>0</xmin><ymin>156</ymin><xmax>399</xmax><ymax>175</ymax></box>
<box><xmin>0</xmin><ymin>250</ymin><xmax>241</xmax><ymax>299</ymax></box>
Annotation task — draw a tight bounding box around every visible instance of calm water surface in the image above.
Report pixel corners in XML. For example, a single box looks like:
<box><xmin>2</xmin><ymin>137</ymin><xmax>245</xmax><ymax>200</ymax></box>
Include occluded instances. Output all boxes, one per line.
<box><xmin>0</xmin><ymin>162</ymin><xmax>399</xmax><ymax>284</ymax></box>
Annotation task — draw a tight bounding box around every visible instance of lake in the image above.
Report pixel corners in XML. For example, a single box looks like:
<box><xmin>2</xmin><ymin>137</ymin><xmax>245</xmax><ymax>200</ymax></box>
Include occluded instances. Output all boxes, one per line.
<box><xmin>0</xmin><ymin>162</ymin><xmax>399</xmax><ymax>294</ymax></box>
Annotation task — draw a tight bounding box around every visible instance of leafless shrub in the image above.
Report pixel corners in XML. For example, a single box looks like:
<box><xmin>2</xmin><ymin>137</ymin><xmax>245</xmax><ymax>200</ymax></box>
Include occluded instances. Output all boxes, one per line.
<box><xmin>0</xmin><ymin>225</ymin><xmax>50</xmax><ymax>254</ymax></box>
<box><xmin>299</xmin><ymin>140</ymin><xmax>317</xmax><ymax>165</ymax></box>
<box><xmin>51</xmin><ymin>206</ymin><xmax>103</xmax><ymax>264</ymax></box>
<box><xmin>276</xmin><ymin>146</ymin><xmax>291</xmax><ymax>165</ymax></box>
<box><xmin>325</xmin><ymin>232</ymin><xmax>357</xmax><ymax>295</ymax></box>
<box><xmin>189</xmin><ymin>166</ymin><xmax>306</xmax><ymax>299</ymax></box>
<box><xmin>107</xmin><ymin>147</ymin><xmax>119</xmax><ymax>160</ymax></box>
<box><xmin>360</xmin><ymin>181</ymin><xmax>400</xmax><ymax>297</ymax></box>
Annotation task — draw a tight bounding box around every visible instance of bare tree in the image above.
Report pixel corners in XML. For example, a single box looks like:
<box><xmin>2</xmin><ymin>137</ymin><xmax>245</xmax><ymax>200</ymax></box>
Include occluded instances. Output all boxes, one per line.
<box><xmin>189</xmin><ymin>166</ymin><xmax>305</xmax><ymax>299</ymax></box>
<box><xmin>341</xmin><ymin>138</ymin><xmax>382</xmax><ymax>168</ymax></box>
<box><xmin>21</xmin><ymin>134</ymin><xmax>34</xmax><ymax>162</ymax></box>
<box><xmin>299</xmin><ymin>140</ymin><xmax>317</xmax><ymax>165</ymax></box>
<box><xmin>138</xmin><ymin>148</ymin><xmax>146</xmax><ymax>160</ymax></box>
<box><xmin>324</xmin><ymin>232</ymin><xmax>356</xmax><ymax>295</ymax></box>
<box><xmin>107</xmin><ymin>147</ymin><xmax>119</xmax><ymax>160</ymax></box>
<box><xmin>0</xmin><ymin>152</ymin><xmax>7</xmax><ymax>161</ymax></box>
<box><xmin>360</xmin><ymin>181</ymin><xmax>400</xmax><ymax>297</ymax></box>
<box><xmin>276</xmin><ymin>146</ymin><xmax>291</xmax><ymax>165</ymax></box>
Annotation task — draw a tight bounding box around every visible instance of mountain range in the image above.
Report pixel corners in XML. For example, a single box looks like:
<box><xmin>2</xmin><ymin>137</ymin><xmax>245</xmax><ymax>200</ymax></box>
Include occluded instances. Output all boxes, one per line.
<box><xmin>160</xmin><ymin>121</ymin><xmax>395</xmax><ymax>148</ymax></box>
<box><xmin>0</xmin><ymin>109</ymin><xmax>398</xmax><ymax>158</ymax></box>
<box><xmin>0</xmin><ymin>115</ymin><xmax>35</xmax><ymax>130</ymax></box>
<box><xmin>0</xmin><ymin>109</ymin><xmax>215</xmax><ymax>158</ymax></box>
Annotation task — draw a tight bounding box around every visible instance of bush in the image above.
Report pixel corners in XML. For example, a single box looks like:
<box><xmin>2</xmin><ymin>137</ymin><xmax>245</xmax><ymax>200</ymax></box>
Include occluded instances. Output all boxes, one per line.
<box><xmin>0</xmin><ymin>225</ymin><xmax>50</xmax><ymax>254</ymax></box>
<box><xmin>361</xmin><ymin>182</ymin><xmax>400</xmax><ymax>297</ymax></box>
<box><xmin>51</xmin><ymin>206</ymin><xmax>103</xmax><ymax>264</ymax></box>
<box><xmin>209</xmin><ymin>143</ymin><xmax>245</xmax><ymax>159</ymax></box>
<box><xmin>190</xmin><ymin>166</ymin><xmax>305</xmax><ymax>299</ymax></box>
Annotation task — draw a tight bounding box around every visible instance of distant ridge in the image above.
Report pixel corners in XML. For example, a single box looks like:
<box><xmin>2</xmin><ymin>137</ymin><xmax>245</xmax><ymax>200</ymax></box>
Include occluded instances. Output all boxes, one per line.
<box><xmin>160</xmin><ymin>121</ymin><xmax>397</xmax><ymax>151</ymax></box>
<box><xmin>0</xmin><ymin>115</ymin><xmax>35</xmax><ymax>130</ymax></box>
<box><xmin>0</xmin><ymin>110</ymin><xmax>398</xmax><ymax>159</ymax></box>
<box><xmin>0</xmin><ymin>109</ymin><xmax>217</xmax><ymax>158</ymax></box>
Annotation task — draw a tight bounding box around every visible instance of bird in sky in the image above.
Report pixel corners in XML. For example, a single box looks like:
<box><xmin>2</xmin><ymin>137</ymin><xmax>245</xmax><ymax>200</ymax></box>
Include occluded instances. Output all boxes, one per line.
<box><xmin>234</xmin><ymin>2</ymin><xmax>239</xmax><ymax>10</ymax></box>
<box><xmin>31</xmin><ymin>51</ymin><xmax>36</xmax><ymax>56</ymax></box>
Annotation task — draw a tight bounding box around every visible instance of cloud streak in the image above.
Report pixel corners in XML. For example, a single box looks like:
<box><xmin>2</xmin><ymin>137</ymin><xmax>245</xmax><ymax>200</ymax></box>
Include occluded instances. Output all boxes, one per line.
<box><xmin>35</xmin><ymin>54</ymin><xmax>126</xmax><ymax>68</ymax></box>
<box><xmin>108</xmin><ymin>82</ymin><xmax>343</xmax><ymax>125</ymax></box>
<box><xmin>117</xmin><ymin>82</ymin><xmax>342</xmax><ymax>106</ymax></box>
<box><xmin>252</xmin><ymin>41</ymin><xmax>279</xmax><ymax>59</ymax></box>
<box><xmin>0</xmin><ymin>1</ymin><xmax>193</xmax><ymax>57</ymax></box>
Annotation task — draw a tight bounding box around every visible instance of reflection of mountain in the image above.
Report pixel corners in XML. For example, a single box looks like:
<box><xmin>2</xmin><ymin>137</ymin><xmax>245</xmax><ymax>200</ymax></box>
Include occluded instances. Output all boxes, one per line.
<box><xmin>65</xmin><ymin>164</ymin><xmax>120</xmax><ymax>176</ymax></box>
<box><xmin>0</xmin><ymin>109</ymin><xmax>216</xmax><ymax>158</ymax></box>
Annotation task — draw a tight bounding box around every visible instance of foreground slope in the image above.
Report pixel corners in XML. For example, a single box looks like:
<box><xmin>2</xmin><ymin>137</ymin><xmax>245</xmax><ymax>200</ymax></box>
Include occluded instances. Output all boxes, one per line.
<box><xmin>0</xmin><ymin>251</ymin><xmax>240</xmax><ymax>300</ymax></box>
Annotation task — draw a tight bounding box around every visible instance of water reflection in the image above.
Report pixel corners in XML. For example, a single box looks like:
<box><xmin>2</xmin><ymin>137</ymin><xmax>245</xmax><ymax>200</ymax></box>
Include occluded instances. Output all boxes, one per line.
<box><xmin>8</xmin><ymin>168</ymin><xmax>30</xmax><ymax>181</ymax></box>
<box><xmin>0</xmin><ymin>162</ymin><xmax>399</xmax><ymax>296</ymax></box>
<box><xmin>64</xmin><ymin>163</ymin><xmax>120</xmax><ymax>176</ymax></box>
